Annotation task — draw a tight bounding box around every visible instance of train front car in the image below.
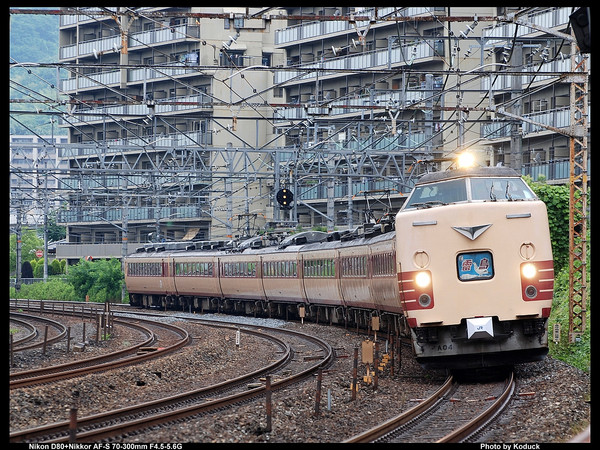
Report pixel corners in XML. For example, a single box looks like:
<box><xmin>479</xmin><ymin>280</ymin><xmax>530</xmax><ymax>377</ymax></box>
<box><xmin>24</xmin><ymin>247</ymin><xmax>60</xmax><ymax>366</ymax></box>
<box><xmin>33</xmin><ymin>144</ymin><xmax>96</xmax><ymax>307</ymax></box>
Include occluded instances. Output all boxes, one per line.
<box><xmin>396</xmin><ymin>166</ymin><xmax>554</xmax><ymax>369</ymax></box>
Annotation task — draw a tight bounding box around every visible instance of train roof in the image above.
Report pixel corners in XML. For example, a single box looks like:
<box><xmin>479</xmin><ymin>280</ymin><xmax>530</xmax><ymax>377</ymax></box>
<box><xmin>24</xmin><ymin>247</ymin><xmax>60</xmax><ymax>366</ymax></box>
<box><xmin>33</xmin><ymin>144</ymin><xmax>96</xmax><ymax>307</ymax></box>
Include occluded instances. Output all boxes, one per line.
<box><xmin>126</xmin><ymin>223</ymin><xmax>395</xmax><ymax>259</ymax></box>
<box><xmin>416</xmin><ymin>166</ymin><xmax>520</xmax><ymax>185</ymax></box>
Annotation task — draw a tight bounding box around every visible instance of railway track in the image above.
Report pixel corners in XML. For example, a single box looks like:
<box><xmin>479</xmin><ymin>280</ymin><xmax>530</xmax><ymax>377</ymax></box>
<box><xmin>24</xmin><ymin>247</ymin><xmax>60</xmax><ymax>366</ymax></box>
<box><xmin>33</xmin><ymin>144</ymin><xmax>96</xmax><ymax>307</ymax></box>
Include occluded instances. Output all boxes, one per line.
<box><xmin>9</xmin><ymin>312</ymin><xmax>67</xmax><ymax>352</ymax></box>
<box><xmin>9</xmin><ymin>315</ymin><xmax>39</xmax><ymax>347</ymax></box>
<box><xmin>9</xmin><ymin>308</ymin><xmax>333</xmax><ymax>443</ymax></box>
<box><xmin>9</xmin><ymin>301</ymin><xmax>192</xmax><ymax>389</ymax></box>
<box><xmin>344</xmin><ymin>371</ymin><xmax>514</xmax><ymax>443</ymax></box>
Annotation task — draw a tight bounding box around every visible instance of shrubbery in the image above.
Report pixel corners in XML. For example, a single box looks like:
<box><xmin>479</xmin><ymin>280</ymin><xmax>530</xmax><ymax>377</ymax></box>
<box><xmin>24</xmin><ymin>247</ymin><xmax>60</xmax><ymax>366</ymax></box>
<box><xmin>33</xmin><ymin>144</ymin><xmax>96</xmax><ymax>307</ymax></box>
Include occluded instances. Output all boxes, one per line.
<box><xmin>67</xmin><ymin>258</ymin><xmax>124</xmax><ymax>302</ymax></box>
<box><xmin>11</xmin><ymin>258</ymin><xmax>124</xmax><ymax>303</ymax></box>
<box><xmin>10</xmin><ymin>278</ymin><xmax>76</xmax><ymax>301</ymax></box>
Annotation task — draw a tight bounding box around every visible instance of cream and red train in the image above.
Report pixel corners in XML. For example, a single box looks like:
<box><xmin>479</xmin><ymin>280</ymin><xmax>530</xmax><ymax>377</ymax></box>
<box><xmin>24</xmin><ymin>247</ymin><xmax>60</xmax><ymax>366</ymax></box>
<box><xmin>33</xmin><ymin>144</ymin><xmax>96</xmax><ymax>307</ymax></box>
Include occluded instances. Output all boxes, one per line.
<box><xmin>125</xmin><ymin>166</ymin><xmax>554</xmax><ymax>369</ymax></box>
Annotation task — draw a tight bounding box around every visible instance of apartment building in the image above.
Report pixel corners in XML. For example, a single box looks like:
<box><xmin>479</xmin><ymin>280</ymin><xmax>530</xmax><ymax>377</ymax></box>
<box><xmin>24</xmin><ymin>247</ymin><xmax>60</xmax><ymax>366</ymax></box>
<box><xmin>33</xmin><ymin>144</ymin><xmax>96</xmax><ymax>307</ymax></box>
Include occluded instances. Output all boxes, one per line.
<box><xmin>56</xmin><ymin>7</ymin><xmax>287</xmax><ymax>262</ymax></box>
<box><xmin>273</xmin><ymin>6</ymin><xmax>589</xmax><ymax>231</ymax></box>
<box><xmin>54</xmin><ymin>6</ymin><xmax>589</xmax><ymax>262</ymax></box>
<box><xmin>272</xmin><ymin>7</ymin><xmax>498</xmax><ymax>228</ymax></box>
<box><xmin>479</xmin><ymin>7</ymin><xmax>590</xmax><ymax>182</ymax></box>
<box><xmin>10</xmin><ymin>134</ymin><xmax>69</xmax><ymax>226</ymax></box>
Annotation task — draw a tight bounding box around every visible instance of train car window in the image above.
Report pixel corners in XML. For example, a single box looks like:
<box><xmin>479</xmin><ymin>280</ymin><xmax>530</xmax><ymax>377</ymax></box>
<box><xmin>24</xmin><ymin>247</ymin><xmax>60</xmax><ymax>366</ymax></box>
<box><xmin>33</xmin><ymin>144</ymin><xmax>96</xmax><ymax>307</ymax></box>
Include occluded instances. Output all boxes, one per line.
<box><xmin>222</xmin><ymin>261</ymin><xmax>257</xmax><ymax>277</ymax></box>
<box><xmin>305</xmin><ymin>258</ymin><xmax>335</xmax><ymax>278</ymax></box>
<box><xmin>342</xmin><ymin>256</ymin><xmax>367</xmax><ymax>277</ymax></box>
<box><xmin>372</xmin><ymin>253</ymin><xmax>395</xmax><ymax>276</ymax></box>
<box><xmin>470</xmin><ymin>177</ymin><xmax>536</xmax><ymax>201</ymax></box>
<box><xmin>403</xmin><ymin>178</ymin><xmax>467</xmax><ymax>209</ymax></box>
<box><xmin>264</xmin><ymin>260</ymin><xmax>296</xmax><ymax>278</ymax></box>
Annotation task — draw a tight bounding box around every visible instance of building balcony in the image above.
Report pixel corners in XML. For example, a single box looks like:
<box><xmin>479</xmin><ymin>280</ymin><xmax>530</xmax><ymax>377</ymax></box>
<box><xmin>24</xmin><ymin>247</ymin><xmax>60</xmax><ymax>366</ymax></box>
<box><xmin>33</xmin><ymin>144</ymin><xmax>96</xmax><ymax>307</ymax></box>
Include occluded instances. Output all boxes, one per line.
<box><xmin>274</xmin><ymin>79</ymin><xmax>443</xmax><ymax>122</ymax></box>
<box><xmin>481</xmin><ymin>106</ymin><xmax>587</xmax><ymax>140</ymax></box>
<box><xmin>275</xmin><ymin>40</ymin><xmax>443</xmax><ymax>86</ymax></box>
<box><xmin>60</xmin><ymin>23</ymin><xmax>199</xmax><ymax>60</ymax></box>
<box><xmin>480</xmin><ymin>58</ymin><xmax>574</xmax><ymax>92</ymax></box>
<box><xmin>58</xmin><ymin>204</ymin><xmax>209</xmax><ymax>226</ymax></box>
<box><xmin>61</xmin><ymin>58</ymin><xmax>203</xmax><ymax>93</ymax></box>
<box><xmin>59</xmin><ymin>130</ymin><xmax>213</xmax><ymax>159</ymax></box>
<box><xmin>521</xmin><ymin>156</ymin><xmax>590</xmax><ymax>183</ymax></box>
<box><xmin>60</xmin><ymin>7</ymin><xmax>156</xmax><ymax>28</ymax></box>
<box><xmin>482</xmin><ymin>7</ymin><xmax>571</xmax><ymax>44</ymax></box>
<box><xmin>68</xmin><ymin>93</ymin><xmax>213</xmax><ymax>125</ymax></box>
<box><xmin>274</xmin><ymin>7</ymin><xmax>442</xmax><ymax>47</ymax></box>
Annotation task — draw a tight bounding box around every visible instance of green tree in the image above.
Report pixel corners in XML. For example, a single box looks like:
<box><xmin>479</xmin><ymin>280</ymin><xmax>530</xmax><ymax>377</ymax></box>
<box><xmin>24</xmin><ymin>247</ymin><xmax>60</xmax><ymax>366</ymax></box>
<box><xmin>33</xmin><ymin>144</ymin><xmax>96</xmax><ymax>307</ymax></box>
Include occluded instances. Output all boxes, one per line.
<box><xmin>49</xmin><ymin>258</ymin><xmax>63</xmax><ymax>275</ymax></box>
<box><xmin>10</xmin><ymin>228</ymin><xmax>43</xmax><ymax>274</ymax></box>
<box><xmin>67</xmin><ymin>258</ymin><xmax>123</xmax><ymax>302</ymax></box>
<box><xmin>47</xmin><ymin>210</ymin><xmax>66</xmax><ymax>242</ymax></box>
<box><xmin>32</xmin><ymin>258</ymin><xmax>44</xmax><ymax>278</ymax></box>
<box><xmin>21</xmin><ymin>260</ymin><xmax>33</xmax><ymax>279</ymax></box>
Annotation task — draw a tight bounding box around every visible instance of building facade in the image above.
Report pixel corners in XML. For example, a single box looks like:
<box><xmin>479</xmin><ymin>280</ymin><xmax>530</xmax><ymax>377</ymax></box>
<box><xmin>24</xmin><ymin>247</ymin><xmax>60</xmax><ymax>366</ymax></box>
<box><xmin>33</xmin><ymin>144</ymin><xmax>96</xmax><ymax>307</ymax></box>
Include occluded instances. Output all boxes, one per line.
<box><xmin>54</xmin><ymin>7</ymin><xmax>589</xmax><ymax>263</ymax></box>
<box><xmin>10</xmin><ymin>134</ymin><xmax>69</xmax><ymax>226</ymax></box>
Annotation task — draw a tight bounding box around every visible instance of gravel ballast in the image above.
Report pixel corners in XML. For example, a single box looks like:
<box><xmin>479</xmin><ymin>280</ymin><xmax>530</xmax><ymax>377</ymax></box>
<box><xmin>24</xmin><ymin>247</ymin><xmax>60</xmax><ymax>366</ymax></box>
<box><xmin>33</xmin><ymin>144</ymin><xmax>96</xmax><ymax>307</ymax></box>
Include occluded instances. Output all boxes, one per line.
<box><xmin>9</xmin><ymin>313</ymin><xmax>590</xmax><ymax>443</ymax></box>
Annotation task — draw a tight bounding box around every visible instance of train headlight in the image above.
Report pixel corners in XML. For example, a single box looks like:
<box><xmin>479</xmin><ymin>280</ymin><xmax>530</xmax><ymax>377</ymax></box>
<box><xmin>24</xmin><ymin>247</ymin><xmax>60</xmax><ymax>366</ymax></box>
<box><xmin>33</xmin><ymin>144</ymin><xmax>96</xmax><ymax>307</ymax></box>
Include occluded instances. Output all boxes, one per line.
<box><xmin>457</xmin><ymin>152</ymin><xmax>476</xmax><ymax>168</ymax></box>
<box><xmin>525</xmin><ymin>285</ymin><xmax>538</xmax><ymax>299</ymax></box>
<box><xmin>521</xmin><ymin>263</ymin><xmax>537</xmax><ymax>279</ymax></box>
<box><xmin>418</xmin><ymin>293</ymin><xmax>432</xmax><ymax>308</ymax></box>
<box><xmin>415</xmin><ymin>271</ymin><xmax>431</xmax><ymax>288</ymax></box>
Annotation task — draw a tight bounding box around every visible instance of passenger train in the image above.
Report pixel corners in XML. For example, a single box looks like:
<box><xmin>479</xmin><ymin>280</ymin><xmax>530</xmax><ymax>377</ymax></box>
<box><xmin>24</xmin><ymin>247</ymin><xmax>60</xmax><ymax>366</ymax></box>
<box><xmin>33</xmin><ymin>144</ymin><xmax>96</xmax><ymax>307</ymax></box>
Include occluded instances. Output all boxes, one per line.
<box><xmin>124</xmin><ymin>165</ymin><xmax>554</xmax><ymax>369</ymax></box>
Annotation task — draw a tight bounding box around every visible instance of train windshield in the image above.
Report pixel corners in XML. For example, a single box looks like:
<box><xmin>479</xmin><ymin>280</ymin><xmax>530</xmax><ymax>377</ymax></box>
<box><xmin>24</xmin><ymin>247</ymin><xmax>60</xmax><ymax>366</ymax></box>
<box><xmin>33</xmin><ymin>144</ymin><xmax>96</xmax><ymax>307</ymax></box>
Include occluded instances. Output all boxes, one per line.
<box><xmin>403</xmin><ymin>178</ymin><xmax>468</xmax><ymax>209</ymax></box>
<box><xmin>470</xmin><ymin>177</ymin><xmax>536</xmax><ymax>201</ymax></box>
<box><xmin>403</xmin><ymin>176</ymin><xmax>537</xmax><ymax>210</ymax></box>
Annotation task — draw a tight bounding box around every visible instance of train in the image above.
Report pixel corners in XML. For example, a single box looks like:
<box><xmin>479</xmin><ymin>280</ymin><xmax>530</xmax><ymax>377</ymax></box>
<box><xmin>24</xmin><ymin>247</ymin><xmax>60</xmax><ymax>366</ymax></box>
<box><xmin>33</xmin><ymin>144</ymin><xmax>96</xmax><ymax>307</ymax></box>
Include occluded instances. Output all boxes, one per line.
<box><xmin>124</xmin><ymin>165</ymin><xmax>554</xmax><ymax>370</ymax></box>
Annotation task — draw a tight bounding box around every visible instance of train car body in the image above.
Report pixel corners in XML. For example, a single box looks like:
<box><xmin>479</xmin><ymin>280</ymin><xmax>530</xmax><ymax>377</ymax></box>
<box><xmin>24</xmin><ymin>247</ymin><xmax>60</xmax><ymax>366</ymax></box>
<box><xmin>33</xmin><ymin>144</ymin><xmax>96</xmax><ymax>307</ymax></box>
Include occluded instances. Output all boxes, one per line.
<box><xmin>124</xmin><ymin>165</ymin><xmax>554</xmax><ymax>370</ymax></box>
<box><xmin>258</xmin><ymin>246</ymin><xmax>305</xmax><ymax>304</ymax></box>
<box><xmin>125</xmin><ymin>255</ymin><xmax>174</xmax><ymax>307</ymax></box>
<box><xmin>172</xmin><ymin>252</ymin><xmax>220</xmax><ymax>301</ymax></box>
<box><xmin>396</xmin><ymin>166</ymin><xmax>553</xmax><ymax>369</ymax></box>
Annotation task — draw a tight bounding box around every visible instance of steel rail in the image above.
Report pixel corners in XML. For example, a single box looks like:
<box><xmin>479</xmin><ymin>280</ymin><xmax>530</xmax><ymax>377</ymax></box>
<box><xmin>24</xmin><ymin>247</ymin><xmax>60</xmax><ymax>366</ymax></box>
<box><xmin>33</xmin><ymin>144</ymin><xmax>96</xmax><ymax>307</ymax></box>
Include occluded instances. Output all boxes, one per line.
<box><xmin>10</xmin><ymin>320</ymin><xmax>329</xmax><ymax>443</ymax></box>
<box><xmin>9</xmin><ymin>319</ymin><xmax>157</xmax><ymax>389</ymax></box>
<box><xmin>343</xmin><ymin>375</ymin><xmax>454</xmax><ymax>443</ymax></box>
<box><xmin>8</xmin><ymin>312</ymin><xmax>67</xmax><ymax>352</ymax></box>
<box><xmin>9</xmin><ymin>311</ymin><xmax>193</xmax><ymax>389</ymax></box>
<box><xmin>9</xmin><ymin>316</ymin><xmax>38</xmax><ymax>347</ymax></box>
<box><xmin>437</xmin><ymin>371</ymin><xmax>515</xmax><ymax>443</ymax></box>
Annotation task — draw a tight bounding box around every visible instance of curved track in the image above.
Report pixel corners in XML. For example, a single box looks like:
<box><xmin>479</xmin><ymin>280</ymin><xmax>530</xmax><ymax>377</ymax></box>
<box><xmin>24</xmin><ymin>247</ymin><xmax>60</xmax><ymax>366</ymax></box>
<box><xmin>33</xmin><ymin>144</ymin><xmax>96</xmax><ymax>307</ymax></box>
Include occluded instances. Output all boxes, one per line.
<box><xmin>9</xmin><ymin>312</ymin><xmax>67</xmax><ymax>352</ymax></box>
<box><xmin>9</xmin><ymin>306</ymin><xmax>190</xmax><ymax>389</ymax></box>
<box><xmin>10</xmin><ymin>310</ymin><xmax>333</xmax><ymax>443</ymax></box>
<box><xmin>9</xmin><ymin>316</ymin><xmax>38</xmax><ymax>347</ymax></box>
<box><xmin>345</xmin><ymin>372</ymin><xmax>514</xmax><ymax>443</ymax></box>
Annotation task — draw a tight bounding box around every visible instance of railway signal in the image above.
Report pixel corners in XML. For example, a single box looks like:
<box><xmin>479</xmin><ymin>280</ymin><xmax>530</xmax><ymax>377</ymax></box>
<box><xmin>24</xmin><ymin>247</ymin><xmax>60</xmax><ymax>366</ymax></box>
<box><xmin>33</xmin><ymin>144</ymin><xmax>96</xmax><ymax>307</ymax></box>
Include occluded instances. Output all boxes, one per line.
<box><xmin>276</xmin><ymin>188</ymin><xmax>294</xmax><ymax>210</ymax></box>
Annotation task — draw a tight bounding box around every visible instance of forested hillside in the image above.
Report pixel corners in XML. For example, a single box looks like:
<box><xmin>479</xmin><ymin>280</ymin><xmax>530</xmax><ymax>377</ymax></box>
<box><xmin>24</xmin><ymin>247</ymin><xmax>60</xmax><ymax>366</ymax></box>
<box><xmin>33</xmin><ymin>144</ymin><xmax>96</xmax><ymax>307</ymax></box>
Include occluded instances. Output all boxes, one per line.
<box><xmin>10</xmin><ymin>9</ymin><xmax>67</xmax><ymax>135</ymax></box>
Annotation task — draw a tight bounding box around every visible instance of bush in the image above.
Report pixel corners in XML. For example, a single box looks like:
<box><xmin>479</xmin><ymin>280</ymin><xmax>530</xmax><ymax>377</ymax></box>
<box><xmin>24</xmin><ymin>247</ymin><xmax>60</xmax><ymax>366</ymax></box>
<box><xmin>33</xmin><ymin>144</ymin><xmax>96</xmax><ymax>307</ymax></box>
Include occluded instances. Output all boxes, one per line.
<box><xmin>21</xmin><ymin>260</ymin><xmax>33</xmax><ymax>279</ymax></box>
<box><xmin>524</xmin><ymin>177</ymin><xmax>573</xmax><ymax>272</ymax></box>
<box><xmin>67</xmin><ymin>258</ymin><xmax>123</xmax><ymax>302</ymax></box>
<box><xmin>49</xmin><ymin>259</ymin><xmax>63</xmax><ymax>275</ymax></box>
<box><xmin>10</xmin><ymin>278</ymin><xmax>77</xmax><ymax>301</ymax></box>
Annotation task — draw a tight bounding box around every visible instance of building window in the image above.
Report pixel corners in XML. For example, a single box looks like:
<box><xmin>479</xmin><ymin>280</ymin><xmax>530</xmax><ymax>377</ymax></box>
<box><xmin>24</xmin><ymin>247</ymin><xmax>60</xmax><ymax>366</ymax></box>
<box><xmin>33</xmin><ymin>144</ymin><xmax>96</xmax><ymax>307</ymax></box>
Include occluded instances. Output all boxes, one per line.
<box><xmin>233</xmin><ymin>17</ymin><xmax>244</xmax><ymax>29</ymax></box>
<box><xmin>220</xmin><ymin>51</ymin><xmax>245</xmax><ymax>67</ymax></box>
<box><xmin>262</xmin><ymin>53</ymin><xmax>272</xmax><ymax>67</ymax></box>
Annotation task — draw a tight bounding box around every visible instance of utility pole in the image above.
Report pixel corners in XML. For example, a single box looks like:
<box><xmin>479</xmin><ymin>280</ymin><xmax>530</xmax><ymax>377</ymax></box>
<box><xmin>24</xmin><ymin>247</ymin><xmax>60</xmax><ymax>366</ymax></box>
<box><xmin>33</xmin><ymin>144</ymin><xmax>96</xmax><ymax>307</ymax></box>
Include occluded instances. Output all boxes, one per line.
<box><xmin>509</xmin><ymin>42</ymin><xmax>523</xmax><ymax>170</ymax></box>
<box><xmin>112</xmin><ymin>8</ymin><xmax>136</xmax><ymax>89</ymax></box>
<box><xmin>567</xmin><ymin>38</ymin><xmax>588</xmax><ymax>343</ymax></box>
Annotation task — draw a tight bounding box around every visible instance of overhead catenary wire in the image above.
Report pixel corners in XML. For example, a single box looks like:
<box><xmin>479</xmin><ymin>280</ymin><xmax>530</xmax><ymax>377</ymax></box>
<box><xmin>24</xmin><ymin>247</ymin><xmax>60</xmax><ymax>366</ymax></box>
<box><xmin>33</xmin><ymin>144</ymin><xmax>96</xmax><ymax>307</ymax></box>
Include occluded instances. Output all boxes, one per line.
<box><xmin>10</xmin><ymin>7</ymin><xmax>579</xmax><ymax>237</ymax></box>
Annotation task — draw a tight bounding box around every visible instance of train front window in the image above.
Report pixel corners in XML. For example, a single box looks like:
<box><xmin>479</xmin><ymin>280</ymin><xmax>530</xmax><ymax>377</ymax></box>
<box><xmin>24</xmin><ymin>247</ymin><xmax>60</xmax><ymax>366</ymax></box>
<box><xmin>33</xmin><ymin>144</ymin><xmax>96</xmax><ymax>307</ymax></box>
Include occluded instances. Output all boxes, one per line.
<box><xmin>404</xmin><ymin>178</ymin><xmax>468</xmax><ymax>209</ymax></box>
<box><xmin>470</xmin><ymin>177</ymin><xmax>536</xmax><ymax>201</ymax></box>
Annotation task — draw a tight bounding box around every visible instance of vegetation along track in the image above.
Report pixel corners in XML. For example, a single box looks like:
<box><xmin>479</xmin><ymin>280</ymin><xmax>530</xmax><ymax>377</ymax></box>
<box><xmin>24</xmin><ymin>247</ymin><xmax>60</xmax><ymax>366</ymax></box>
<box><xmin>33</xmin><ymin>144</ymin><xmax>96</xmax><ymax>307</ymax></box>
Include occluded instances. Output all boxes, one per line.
<box><xmin>10</xmin><ymin>307</ymin><xmax>333</xmax><ymax>443</ymax></box>
<box><xmin>345</xmin><ymin>371</ymin><xmax>514</xmax><ymax>443</ymax></box>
